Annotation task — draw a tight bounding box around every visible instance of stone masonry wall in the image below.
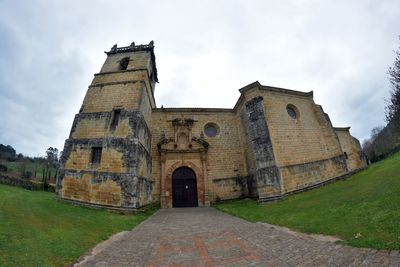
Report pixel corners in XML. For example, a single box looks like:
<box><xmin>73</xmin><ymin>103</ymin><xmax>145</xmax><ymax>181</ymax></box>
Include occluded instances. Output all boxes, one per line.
<box><xmin>213</xmin><ymin>176</ymin><xmax>249</xmax><ymax>200</ymax></box>
<box><xmin>60</xmin><ymin>170</ymin><xmax>152</xmax><ymax>208</ymax></box>
<box><xmin>335</xmin><ymin>129</ymin><xmax>367</xmax><ymax>172</ymax></box>
<box><xmin>92</xmin><ymin>70</ymin><xmax>155</xmax><ymax>108</ymax></box>
<box><xmin>279</xmin><ymin>155</ymin><xmax>347</xmax><ymax>193</ymax></box>
<box><xmin>100</xmin><ymin>51</ymin><xmax>152</xmax><ymax>73</ymax></box>
<box><xmin>96</xmin><ymin>50</ymin><xmax>156</xmax><ymax>103</ymax></box>
<box><xmin>58</xmin><ymin>47</ymin><xmax>155</xmax><ymax>210</ymax></box>
<box><xmin>150</xmin><ymin>110</ymin><xmax>247</xmax><ymax>202</ymax></box>
<box><xmin>59</xmin><ymin>110</ymin><xmax>153</xmax><ymax>208</ymax></box>
<box><xmin>259</xmin><ymin>88</ymin><xmax>348</xmax><ymax>194</ymax></box>
<box><xmin>81</xmin><ymin>83</ymin><xmax>143</xmax><ymax>113</ymax></box>
<box><xmin>59</xmin><ymin>134</ymin><xmax>153</xmax><ymax>208</ymax></box>
<box><xmin>262</xmin><ymin>91</ymin><xmax>343</xmax><ymax>166</ymax></box>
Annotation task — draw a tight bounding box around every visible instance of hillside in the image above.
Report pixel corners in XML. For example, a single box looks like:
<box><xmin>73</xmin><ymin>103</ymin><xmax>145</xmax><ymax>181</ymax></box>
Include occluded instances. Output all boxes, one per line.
<box><xmin>215</xmin><ymin>152</ymin><xmax>400</xmax><ymax>250</ymax></box>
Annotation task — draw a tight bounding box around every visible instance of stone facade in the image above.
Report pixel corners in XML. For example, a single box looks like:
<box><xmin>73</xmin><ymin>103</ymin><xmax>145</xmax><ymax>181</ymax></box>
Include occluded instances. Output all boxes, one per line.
<box><xmin>57</xmin><ymin>41</ymin><xmax>367</xmax><ymax>210</ymax></box>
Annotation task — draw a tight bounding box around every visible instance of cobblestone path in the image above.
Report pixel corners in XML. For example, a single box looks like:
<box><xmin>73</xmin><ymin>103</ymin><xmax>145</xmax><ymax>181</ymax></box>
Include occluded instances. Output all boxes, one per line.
<box><xmin>75</xmin><ymin>207</ymin><xmax>400</xmax><ymax>267</ymax></box>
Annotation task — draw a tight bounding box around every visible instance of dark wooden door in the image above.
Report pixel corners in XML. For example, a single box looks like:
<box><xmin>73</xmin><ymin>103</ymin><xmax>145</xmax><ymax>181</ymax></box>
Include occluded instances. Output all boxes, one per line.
<box><xmin>172</xmin><ymin>167</ymin><xmax>198</xmax><ymax>207</ymax></box>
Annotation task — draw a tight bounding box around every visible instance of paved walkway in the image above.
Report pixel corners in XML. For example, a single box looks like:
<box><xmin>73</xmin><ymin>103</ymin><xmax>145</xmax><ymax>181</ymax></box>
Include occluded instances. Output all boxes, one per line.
<box><xmin>75</xmin><ymin>208</ymin><xmax>400</xmax><ymax>267</ymax></box>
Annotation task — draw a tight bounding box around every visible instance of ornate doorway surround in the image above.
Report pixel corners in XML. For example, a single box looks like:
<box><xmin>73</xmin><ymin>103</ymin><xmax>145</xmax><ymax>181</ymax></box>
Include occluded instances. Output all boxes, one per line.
<box><xmin>157</xmin><ymin>118</ymin><xmax>210</xmax><ymax>208</ymax></box>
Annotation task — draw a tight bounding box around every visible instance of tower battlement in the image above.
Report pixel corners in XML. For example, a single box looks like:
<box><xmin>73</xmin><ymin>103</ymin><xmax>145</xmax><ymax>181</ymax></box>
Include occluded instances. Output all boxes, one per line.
<box><xmin>101</xmin><ymin>41</ymin><xmax>158</xmax><ymax>83</ymax></box>
<box><xmin>105</xmin><ymin>41</ymin><xmax>154</xmax><ymax>55</ymax></box>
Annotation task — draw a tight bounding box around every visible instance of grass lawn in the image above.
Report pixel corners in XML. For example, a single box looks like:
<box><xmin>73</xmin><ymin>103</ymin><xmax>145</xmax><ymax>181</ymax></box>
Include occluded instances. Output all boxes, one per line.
<box><xmin>215</xmin><ymin>152</ymin><xmax>400</xmax><ymax>250</ymax></box>
<box><xmin>0</xmin><ymin>185</ymin><xmax>157</xmax><ymax>267</ymax></box>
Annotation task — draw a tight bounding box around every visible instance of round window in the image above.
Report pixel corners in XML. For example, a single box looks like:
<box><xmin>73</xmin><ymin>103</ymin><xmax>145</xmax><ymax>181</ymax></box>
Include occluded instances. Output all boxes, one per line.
<box><xmin>286</xmin><ymin>105</ymin><xmax>298</xmax><ymax>119</ymax></box>
<box><xmin>204</xmin><ymin>123</ymin><xmax>219</xmax><ymax>137</ymax></box>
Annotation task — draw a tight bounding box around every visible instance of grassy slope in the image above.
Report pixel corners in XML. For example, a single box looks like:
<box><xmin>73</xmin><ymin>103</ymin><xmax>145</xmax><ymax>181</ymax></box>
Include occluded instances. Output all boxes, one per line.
<box><xmin>0</xmin><ymin>185</ymin><xmax>157</xmax><ymax>267</ymax></box>
<box><xmin>215</xmin><ymin>152</ymin><xmax>400</xmax><ymax>250</ymax></box>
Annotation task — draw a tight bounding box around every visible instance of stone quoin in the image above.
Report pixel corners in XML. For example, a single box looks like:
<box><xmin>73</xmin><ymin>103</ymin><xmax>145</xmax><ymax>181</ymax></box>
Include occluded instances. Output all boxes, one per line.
<box><xmin>56</xmin><ymin>41</ymin><xmax>367</xmax><ymax>211</ymax></box>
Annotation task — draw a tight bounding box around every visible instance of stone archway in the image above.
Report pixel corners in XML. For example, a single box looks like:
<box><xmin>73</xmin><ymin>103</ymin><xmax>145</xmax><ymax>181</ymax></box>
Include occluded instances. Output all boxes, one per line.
<box><xmin>163</xmin><ymin>161</ymin><xmax>204</xmax><ymax>208</ymax></box>
<box><xmin>172</xmin><ymin>167</ymin><xmax>198</xmax><ymax>207</ymax></box>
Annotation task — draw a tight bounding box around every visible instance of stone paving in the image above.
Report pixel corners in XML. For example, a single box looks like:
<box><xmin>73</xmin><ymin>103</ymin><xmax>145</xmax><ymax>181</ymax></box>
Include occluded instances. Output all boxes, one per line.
<box><xmin>75</xmin><ymin>207</ymin><xmax>400</xmax><ymax>267</ymax></box>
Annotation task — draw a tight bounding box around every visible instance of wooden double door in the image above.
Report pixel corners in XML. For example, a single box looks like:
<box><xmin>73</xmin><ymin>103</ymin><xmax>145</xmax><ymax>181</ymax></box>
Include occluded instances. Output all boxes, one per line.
<box><xmin>172</xmin><ymin>167</ymin><xmax>198</xmax><ymax>207</ymax></box>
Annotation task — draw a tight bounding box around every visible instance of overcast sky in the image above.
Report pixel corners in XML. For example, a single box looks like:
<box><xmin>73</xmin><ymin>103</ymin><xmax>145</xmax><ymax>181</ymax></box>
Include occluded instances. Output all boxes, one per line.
<box><xmin>0</xmin><ymin>0</ymin><xmax>399</xmax><ymax>156</ymax></box>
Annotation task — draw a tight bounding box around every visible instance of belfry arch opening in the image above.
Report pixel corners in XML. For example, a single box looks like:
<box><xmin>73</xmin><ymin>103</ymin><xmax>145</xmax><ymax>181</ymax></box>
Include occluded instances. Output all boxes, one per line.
<box><xmin>119</xmin><ymin>57</ymin><xmax>130</xmax><ymax>70</ymax></box>
<box><xmin>172</xmin><ymin>167</ymin><xmax>198</xmax><ymax>207</ymax></box>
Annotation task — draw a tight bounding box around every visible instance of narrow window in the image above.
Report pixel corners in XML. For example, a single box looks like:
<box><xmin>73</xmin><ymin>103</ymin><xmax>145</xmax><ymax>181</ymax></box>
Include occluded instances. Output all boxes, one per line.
<box><xmin>111</xmin><ymin>109</ymin><xmax>121</xmax><ymax>126</ymax></box>
<box><xmin>91</xmin><ymin>147</ymin><xmax>102</xmax><ymax>164</ymax></box>
<box><xmin>119</xmin><ymin>57</ymin><xmax>129</xmax><ymax>70</ymax></box>
<box><xmin>344</xmin><ymin>152</ymin><xmax>348</xmax><ymax>159</ymax></box>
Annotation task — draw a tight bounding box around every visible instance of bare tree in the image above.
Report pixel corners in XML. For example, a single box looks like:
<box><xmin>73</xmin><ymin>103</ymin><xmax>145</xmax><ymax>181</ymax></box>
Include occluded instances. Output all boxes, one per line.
<box><xmin>43</xmin><ymin>147</ymin><xmax>59</xmax><ymax>190</ymax></box>
<box><xmin>370</xmin><ymin>126</ymin><xmax>384</xmax><ymax>142</ymax></box>
<box><xmin>386</xmin><ymin>36</ymin><xmax>400</xmax><ymax>131</ymax></box>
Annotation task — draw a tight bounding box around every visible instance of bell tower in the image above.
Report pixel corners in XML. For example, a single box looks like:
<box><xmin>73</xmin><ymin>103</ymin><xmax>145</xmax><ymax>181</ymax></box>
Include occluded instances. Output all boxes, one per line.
<box><xmin>57</xmin><ymin>41</ymin><xmax>157</xmax><ymax>211</ymax></box>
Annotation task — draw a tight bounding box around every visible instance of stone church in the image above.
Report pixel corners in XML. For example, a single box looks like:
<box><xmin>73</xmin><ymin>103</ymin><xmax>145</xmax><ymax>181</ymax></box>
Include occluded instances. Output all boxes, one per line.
<box><xmin>57</xmin><ymin>41</ymin><xmax>367</xmax><ymax>211</ymax></box>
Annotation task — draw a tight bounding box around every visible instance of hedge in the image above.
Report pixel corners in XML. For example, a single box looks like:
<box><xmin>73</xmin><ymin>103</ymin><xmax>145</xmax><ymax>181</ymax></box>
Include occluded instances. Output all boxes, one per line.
<box><xmin>0</xmin><ymin>174</ymin><xmax>55</xmax><ymax>192</ymax></box>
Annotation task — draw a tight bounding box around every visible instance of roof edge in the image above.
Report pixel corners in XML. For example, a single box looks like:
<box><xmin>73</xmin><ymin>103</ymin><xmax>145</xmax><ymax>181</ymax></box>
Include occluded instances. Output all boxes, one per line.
<box><xmin>238</xmin><ymin>81</ymin><xmax>262</xmax><ymax>93</ymax></box>
<box><xmin>333</xmin><ymin>127</ymin><xmax>351</xmax><ymax>131</ymax></box>
<box><xmin>238</xmin><ymin>81</ymin><xmax>313</xmax><ymax>97</ymax></box>
<box><xmin>153</xmin><ymin>107</ymin><xmax>234</xmax><ymax>113</ymax></box>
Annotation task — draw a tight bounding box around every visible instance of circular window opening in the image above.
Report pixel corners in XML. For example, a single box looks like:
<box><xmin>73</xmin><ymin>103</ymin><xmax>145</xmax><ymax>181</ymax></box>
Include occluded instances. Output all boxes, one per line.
<box><xmin>204</xmin><ymin>123</ymin><xmax>219</xmax><ymax>137</ymax></box>
<box><xmin>286</xmin><ymin>105</ymin><xmax>298</xmax><ymax>119</ymax></box>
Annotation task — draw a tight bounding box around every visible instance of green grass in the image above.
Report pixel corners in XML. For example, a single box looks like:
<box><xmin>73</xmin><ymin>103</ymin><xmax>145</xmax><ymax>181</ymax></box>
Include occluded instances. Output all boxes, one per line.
<box><xmin>215</xmin><ymin>152</ymin><xmax>400</xmax><ymax>250</ymax></box>
<box><xmin>0</xmin><ymin>185</ymin><xmax>157</xmax><ymax>266</ymax></box>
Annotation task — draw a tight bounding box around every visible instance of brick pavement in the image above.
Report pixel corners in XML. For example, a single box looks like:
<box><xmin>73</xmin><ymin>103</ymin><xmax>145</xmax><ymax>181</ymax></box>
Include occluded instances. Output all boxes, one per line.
<box><xmin>75</xmin><ymin>208</ymin><xmax>400</xmax><ymax>267</ymax></box>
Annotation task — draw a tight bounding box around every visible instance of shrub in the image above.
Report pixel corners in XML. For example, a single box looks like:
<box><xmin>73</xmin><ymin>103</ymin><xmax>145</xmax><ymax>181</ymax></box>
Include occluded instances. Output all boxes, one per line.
<box><xmin>0</xmin><ymin>164</ymin><xmax>7</xmax><ymax>172</ymax></box>
<box><xmin>21</xmin><ymin>171</ymin><xmax>33</xmax><ymax>180</ymax></box>
<box><xmin>0</xmin><ymin>174</ymin><xmax>55</xmax><ymax>192</ymax></box>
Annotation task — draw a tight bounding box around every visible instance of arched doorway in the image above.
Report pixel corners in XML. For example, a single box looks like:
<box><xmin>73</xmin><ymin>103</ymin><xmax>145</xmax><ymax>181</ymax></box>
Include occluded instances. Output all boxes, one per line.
<box><xmin>172</xmin><ymin>167</ymin><xmax>198</xmax><ymax>207</ymax></box>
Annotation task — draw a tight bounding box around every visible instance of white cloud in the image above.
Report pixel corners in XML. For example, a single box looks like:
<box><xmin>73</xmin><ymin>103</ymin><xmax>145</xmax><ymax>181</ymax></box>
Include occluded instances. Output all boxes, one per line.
<box><xmin>0</xmin><ymin>0</ymin><xmax>399</xmax><ymax>155</ymax></box>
